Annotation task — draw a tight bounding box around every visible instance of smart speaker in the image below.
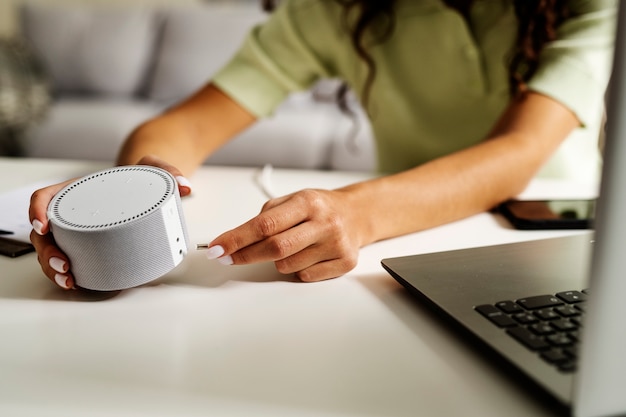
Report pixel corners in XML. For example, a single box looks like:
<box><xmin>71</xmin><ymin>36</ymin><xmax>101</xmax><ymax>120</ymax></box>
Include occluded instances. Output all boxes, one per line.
<box><xmin>48</xmin><ymin>166</ymin><xmax>189</xmax><ymax>291</ymax></box>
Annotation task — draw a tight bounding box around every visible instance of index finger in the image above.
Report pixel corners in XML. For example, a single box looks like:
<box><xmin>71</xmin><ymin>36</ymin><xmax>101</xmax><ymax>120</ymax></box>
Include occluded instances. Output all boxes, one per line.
<box><xmin>209</xmin><ymin>197</ymin><xmax>306</xmax><ymax>256</ymax></box>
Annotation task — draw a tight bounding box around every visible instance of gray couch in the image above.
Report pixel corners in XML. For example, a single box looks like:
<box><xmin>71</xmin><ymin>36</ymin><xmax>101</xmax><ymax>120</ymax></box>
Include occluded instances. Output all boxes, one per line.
<box><xmin>18</xmin><ymin>2</ymin><xmax>375</xmax><ymax>171</ymax></box>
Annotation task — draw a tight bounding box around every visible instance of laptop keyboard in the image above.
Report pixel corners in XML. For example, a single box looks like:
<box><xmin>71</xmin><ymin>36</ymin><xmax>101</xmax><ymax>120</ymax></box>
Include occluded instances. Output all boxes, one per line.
<box><xmin>475</xmin><ymin>290</ymin><xmax>587</xmax><ymax>373</ymax></box>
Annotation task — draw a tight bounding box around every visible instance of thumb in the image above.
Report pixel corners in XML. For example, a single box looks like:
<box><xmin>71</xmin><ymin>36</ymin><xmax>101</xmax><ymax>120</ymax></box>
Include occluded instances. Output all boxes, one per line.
<box><xmin>134</xmin><ymin>155</ymin><xmax>192</xmax><ymax>197</ymax></box>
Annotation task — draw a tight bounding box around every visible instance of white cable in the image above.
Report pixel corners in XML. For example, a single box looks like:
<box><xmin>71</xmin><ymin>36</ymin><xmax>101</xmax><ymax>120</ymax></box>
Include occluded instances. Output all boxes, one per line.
<box><xmin>254</xmin><ymin>163</ymin><xmax>277</xmax><ymax>199</ymax></box>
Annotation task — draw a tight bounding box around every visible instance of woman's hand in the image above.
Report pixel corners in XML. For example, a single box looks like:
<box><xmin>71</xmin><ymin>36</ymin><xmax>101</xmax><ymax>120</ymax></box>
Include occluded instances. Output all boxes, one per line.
<box><xmin>28</xmin><ymin>155</ymin><xmax>192</xmax><ymax>290</ymax></box>
<box><xmin>133</xmin><ymin>155</ymin><xmax>193</xmax><ymax>197</ymax></box>
<box><xmin>204</xmin><ymin>188</ymin><xmax>368</xmax><ymax>282</ymax></box>
<box><xmin>29</xmin><ymin>178</ymin><xmax>78</xmax><ymax>290</ymax></box>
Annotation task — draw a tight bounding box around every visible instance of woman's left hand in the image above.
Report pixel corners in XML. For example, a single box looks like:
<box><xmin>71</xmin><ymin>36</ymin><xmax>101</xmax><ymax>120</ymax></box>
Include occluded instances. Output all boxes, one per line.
<box><xmin>204</xmin><ymin>188</ymin><xmax>366</xmax><ymax>281</ymax></box>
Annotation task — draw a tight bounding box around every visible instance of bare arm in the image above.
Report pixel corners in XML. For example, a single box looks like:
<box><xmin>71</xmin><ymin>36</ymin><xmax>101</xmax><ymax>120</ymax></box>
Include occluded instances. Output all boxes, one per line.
<box><xmin>117</xmin><ymin>83</ymin><xmax>257</xmax><ymax>175</ymax></box>
<box><xmin>344</xmin><ymin>91</ymin><xmax>581</xmax><ymax>245</ymax></box>
<box><xmin>206</xmin><ymin>91</ymin><xmax>580</xmax><ymax>281</ymax></box>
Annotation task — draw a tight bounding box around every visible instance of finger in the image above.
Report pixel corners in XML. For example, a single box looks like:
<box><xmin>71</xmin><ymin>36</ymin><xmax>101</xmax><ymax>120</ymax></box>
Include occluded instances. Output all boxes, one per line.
<box><xmin>259</xmin><ymin>194</ymin><xmax>291</xmax><ymax>213</ymax></box>
<box><xmin>211</xmin><ymin>198</ymin><xmax>309</xmax><ymax>258</ymax></box>
<box><xmin>292</xmin><ymin>256</ymin><xmax>358</xmax><ymax>282</ymax></box>
<box><xmin>29</xmin><ymin>179</ymin><xmax>75</xmax><ymax>235</ymax></box>
<box><xmin>136</xmin><ymin>155</ymin><xmax>192</xmax><ymax>196</ymax></box>
<box><xmin>230</xmin><ymin>221</ymin><xmax>321</xmax><ymax>266</ymax></box>
<box><xmin>294</xmin><ymin>258</ymin><xmax>356</xmax><ymax>282</ymax></box>
<box><xmin>30</xmin><ymin>229</ymin><xmax>75</xmax><ymax>290</ymax></box>
<box><xmin>270</xmin><ymin>230</ymin><xmax>358</xmax><ymax>278</ymax></box>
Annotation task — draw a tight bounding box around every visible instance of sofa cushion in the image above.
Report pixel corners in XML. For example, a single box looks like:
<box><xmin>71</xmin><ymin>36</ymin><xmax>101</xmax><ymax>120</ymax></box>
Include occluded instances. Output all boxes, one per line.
<box><xmin>206</xmin><ymin>92</ymin><xmax>340</xmax><ymax>170</ymax></box>
<box><xmin>147</xmin><ymin>5</ymin><xmax>267</xmax><ymax>105</ymax></box>
<box><xmin>24</xmin><ymin>98</ymin><xmax>163</xmax><ymax>161</ymax></box>
<box><xmin>20</xmin><ymin>4</ymin><xmax>158</xmax><ymax>97</ymax></box>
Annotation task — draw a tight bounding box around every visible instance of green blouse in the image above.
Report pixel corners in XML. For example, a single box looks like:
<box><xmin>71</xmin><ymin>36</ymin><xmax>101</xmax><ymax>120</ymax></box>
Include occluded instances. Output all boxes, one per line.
<box><xmin>213</xmin><ymin>0</ymin><xmax>616</xmax><ymax>182</ymax></box>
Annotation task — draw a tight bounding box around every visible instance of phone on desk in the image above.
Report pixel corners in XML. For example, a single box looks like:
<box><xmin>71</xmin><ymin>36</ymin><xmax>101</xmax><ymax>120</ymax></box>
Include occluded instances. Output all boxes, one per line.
<box><xmin>497</xmin><ymin>199</ymin><xmax>595</xmax><ymax>230</ymax></box>
<box><xmin>0</xmin><ymin>236</ymin><xmax>35</xmax><ymax>258</ymax></box>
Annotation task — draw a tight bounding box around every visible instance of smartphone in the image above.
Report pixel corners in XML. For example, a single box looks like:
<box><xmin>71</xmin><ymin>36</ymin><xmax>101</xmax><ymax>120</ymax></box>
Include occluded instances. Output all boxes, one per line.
<box><xmin>497</xmin><ymin>199</ymin><xmax>595</xmax><ymax>230</ymax></box>
<box><xmin>0</xmin><ymin>237</ymin><xmax>35</xmax><ymax>258</ymax></box>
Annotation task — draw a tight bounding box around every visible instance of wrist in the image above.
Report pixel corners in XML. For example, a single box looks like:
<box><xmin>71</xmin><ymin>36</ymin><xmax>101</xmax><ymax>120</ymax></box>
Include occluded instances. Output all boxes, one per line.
<box><xmin>336</xmin><ymin>182</ymin><xmax>379</xmax><ymax>247</ymax></box>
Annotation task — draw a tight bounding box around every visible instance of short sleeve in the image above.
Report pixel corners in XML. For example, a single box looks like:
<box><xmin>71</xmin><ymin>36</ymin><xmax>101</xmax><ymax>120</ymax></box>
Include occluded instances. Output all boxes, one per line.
<box><xmin>527</xmin><ymin>0</ymin><xmax>617</xmax><ymax>126</ymax></box>
<box><xmin>211</xmin><ymin>1</ymin><xmax>338</xmax><ymax>117</ymax></box>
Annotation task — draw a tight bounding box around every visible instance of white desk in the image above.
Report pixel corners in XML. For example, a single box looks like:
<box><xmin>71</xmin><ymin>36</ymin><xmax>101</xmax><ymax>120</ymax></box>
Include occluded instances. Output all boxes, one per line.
<box><xmin>0</xmin><ymin>157</ymin><xmax>595</xmax><ymax>417</ymax></box>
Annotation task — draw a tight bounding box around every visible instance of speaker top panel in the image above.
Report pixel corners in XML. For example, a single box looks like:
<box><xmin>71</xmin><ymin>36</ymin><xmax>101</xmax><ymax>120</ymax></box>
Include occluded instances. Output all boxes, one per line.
<box><xmin>49</xmin><ymin>166</ymin><xmax>176</xmax><ymax>231</ymax></box>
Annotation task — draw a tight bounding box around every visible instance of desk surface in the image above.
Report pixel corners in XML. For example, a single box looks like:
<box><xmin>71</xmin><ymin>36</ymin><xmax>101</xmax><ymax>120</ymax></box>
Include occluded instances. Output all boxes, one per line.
<box><xmin>0</xmin><ymin>157</ymin><xmax>595</xmax><ymax>417</ymax></box>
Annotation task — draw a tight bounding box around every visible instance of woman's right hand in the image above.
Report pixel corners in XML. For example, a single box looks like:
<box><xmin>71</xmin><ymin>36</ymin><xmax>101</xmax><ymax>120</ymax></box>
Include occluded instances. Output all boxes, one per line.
<box><xmin>28</xmin><ymin>155</ymin><xmax>192</xmax><ymax>290</ymax></box>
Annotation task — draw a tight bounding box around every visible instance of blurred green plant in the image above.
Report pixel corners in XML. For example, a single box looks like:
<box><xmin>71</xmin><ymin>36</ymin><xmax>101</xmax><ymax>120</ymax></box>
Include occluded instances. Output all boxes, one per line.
<box><xmin>0</xmin><ymin>37</ymin><xmax>50</xmax><ymax>156</ymax></box>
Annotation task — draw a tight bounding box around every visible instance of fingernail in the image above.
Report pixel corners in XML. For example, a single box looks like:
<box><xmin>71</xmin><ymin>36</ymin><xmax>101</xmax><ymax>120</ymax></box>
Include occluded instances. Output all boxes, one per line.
<box><xmin>32</xmin><ymin>219</ymin><xmax>44</xmax><ymax>235</ymax></box>
<box><xmin>204</xmin><ymin>245</ymin><xmax>225</xmax><ymax>260</ymax></box>
<box><xmin>176</xmin><ymin>176</ymin><xmax>192</xmax><ymax>189</ymax></box>
<box><xmin>217</xmin><ymin>255</ymin><xmax>233</xmax><ymax>266</ymax></box>
<box><xmin>49</xmin><ymin>257</ymin><xmax>67</xmax><ymax>273</ymax></box>
<box><xmin>54</xmin><ymin>273</ymin><xmax>71</xmax><ymax>289</ymax></box>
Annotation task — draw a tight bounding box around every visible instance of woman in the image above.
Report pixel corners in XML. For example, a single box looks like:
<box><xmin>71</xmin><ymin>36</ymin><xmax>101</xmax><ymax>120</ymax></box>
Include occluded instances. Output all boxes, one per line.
<box><xmin>30</xmin><ymin>0</ymin><xmax>616</xmax><ymax>289</ymax></box>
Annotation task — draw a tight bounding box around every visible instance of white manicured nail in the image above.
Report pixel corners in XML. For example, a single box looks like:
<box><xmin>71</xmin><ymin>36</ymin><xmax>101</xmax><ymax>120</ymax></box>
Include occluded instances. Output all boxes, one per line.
<box><xmin>54</xmin><ymin>273</ymin><xmax>70</xmax><ymax>289</ymax></box>
<box><xmin>49</xmin><ymin>257</ymin><xmax>66</xmax><ymax>273</ymax></box>
<box><xmin>217</xmin><ymin>255</ymin><xmax>233</xmax><ymax>266</ymax></box>
<box><xmin>204</xmin><ymin>245</ymin><xmax>225</xmax><ymax>260</ymax></box>
<box><xmin>32</xmin><ymin>219</ymin><xmax>44</xmax><ymax>235</ymax></box>
<box><xmin>176</xmin><ymin>176</ymin><xmax>192</xmax><ymax>189</ymax></box>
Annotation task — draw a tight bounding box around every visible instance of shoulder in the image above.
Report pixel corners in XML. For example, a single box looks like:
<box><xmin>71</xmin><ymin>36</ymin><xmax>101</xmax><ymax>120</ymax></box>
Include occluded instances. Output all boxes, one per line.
<box><xmin>565</xmin><ymin>0</ymin><xmax>617</xmax><ymax>14</ymax></box>
<box><xmin>258</xmin><ymin>0</ymin><xmax>346</xmax><ymax>50</ymax></box>
<box><xmin>274</xmin><ymin>0</ymin><xmax>343</xmax><ymax>26</ymax></box>
<box><xmin>258</xmin><ymin>0</ymin><xmax>352</xmax><ymax>76</ymax></box>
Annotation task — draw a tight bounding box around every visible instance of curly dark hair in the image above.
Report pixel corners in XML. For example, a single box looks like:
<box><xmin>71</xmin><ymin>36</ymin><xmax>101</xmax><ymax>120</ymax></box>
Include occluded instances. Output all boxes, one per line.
<box><xmin>510</xmin><ymin>0</ymin><xmax>570</xmax><ymax>95</ymax></box>
<box><xmin>263</xmin><ymin>0</ymin><xmax>570</xmax><ymax>105</ymax></box>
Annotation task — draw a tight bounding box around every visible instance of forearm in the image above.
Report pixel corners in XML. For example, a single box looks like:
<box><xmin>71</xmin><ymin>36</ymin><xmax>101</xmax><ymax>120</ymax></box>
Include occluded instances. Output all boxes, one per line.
<box><xmin>341</xmin><ymin>92</ymin><xmax>581</xmax><ymax>246</ymax></box>
<box><xmin>340</xmin><ymin>136</ymin><xmax>541</xmax><ymax>245</ymax></box>
<box><xmin>117</xmin><ymin>83</ymin><xmax>257</xmax><ymax>175</ymax></box>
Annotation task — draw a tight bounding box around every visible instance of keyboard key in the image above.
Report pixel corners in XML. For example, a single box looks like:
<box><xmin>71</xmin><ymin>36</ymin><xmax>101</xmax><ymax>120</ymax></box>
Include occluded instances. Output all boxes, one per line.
<box><xmin>541</xmin><ymin>349</ymin><xmax>569</xmax><ymax>364</ymax></box>
<box><xmin>556</xmin><ymin>291</ymin><xmax>587</xmax><ymax>303</ymax></box>
<box><xmin>496</xmin><ymin>300</ymin><xmax>524</xmax><ymax>314</ymax></box>
<box><xmin>563</xmin><ymin>346</ymin><xmax>578</xmax><ymax>358</ymax></box>
<box><xmin>558</xmin><ymin>361</ymin><xmax>577</xmax><ymax>373</ymax></box>
<box><xmin>513</xmin><ymin>312</ymin><xmax>539</xmax><ymax>324</ymax></box>
<box><xmin>551</xmin><ymin>319</ymin><xmax>577</xmax><ymax>332</ymax></box>
<box><xmin>535</xmin><ymin>308</ymin><xmax>560</xmax><ymax>320</ymax></box>
<box><xmin>569</xmin><ymin>330</ymin><xmax>581</xmax><ymax>342</ymax></box>
<box><xmin>507</xmin><ymin>327</ymin><xmax>550</xmax><ymax>350</ymax></box>
<box><xmin>517</xmin><ymin>295</ymin><xmax>563</xmax><ymax>310</ymax></box>
<box><xmin>570</xmin><ymin>317</ymin><xmax>584</xmax><ymax>327</ymax></box>
<box><xmin>475</xmin><ymin>305</ymin><xmax>517</xmax><ymax>327</ymax></box>
<box><xmin>555</xmin><ymin>305</ymin><xmax>580</xmax><ymax>317</ymax></box>
<box><xmin>529</xmin><ymin>323</ymin><xmax>555</xmax><ymax>335</ymax></box>
<box><xmin>546</xmin><ymin>333</ymin><xmax>575</xmax><ymax>347</ymax></box>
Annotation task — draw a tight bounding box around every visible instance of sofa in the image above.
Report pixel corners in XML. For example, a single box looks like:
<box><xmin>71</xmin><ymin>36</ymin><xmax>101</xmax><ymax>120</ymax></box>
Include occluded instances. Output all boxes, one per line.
<box><xmin>17</xmin><ymin>2</ymin><xmax>376</xmax><ymax>172</ymax></box>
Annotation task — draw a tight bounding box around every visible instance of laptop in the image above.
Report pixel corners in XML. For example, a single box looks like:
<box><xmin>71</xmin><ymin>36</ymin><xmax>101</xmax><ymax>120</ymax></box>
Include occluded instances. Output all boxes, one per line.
<box><xmin>381</xmin><ymin>5</ymin><xmax>626</xmax><ymax>417</ymax></box>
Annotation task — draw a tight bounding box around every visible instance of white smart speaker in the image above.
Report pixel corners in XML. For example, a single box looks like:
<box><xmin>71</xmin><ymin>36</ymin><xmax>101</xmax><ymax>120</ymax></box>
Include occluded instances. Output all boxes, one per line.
<box><xmin>47</xmin><ymin>166</ymin><xmax>189</xmax><ymax>291</ymax></box>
